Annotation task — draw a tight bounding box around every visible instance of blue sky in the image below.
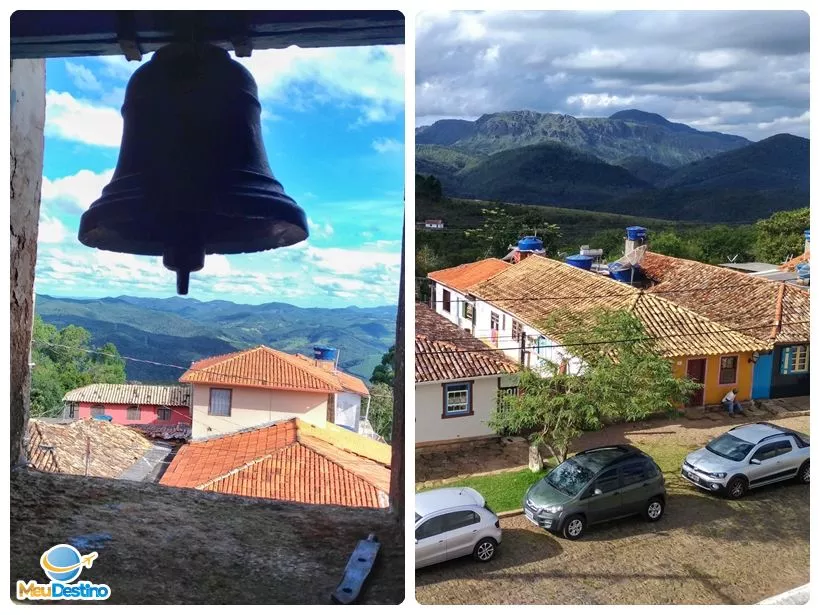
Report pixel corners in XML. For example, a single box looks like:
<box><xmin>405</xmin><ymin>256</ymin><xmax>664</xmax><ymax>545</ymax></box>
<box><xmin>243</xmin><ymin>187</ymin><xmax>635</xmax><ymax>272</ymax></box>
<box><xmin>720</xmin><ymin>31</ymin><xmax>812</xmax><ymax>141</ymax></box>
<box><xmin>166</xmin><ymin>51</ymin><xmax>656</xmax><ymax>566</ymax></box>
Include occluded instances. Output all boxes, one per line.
<box><xmin>36</xmin><ymin>45</ymin><xmax>405</xmax><ymax>308</ymax></box>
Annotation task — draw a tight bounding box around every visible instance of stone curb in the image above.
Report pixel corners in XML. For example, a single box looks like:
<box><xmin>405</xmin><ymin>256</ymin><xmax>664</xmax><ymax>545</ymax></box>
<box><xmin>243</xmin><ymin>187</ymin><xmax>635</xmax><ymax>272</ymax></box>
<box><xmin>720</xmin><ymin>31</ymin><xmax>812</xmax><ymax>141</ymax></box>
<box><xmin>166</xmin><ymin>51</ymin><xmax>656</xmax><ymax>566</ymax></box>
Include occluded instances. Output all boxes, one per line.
<box><xmin>757</xmin><ymin>583</ymin><xmax>809</xmax><ymax>605</ymax></box>
<box><xmin>497</xmin><ymin>508</ymin><xmax>523</xmax><ymax>518</ymax></box>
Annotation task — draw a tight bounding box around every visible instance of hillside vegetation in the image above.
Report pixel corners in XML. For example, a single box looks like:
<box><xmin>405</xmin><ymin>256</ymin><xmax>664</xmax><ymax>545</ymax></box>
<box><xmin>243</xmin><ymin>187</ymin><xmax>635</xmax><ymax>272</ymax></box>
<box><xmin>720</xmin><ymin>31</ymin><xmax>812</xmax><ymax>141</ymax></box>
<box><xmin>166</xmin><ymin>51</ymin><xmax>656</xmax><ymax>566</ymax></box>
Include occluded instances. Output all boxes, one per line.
<box><xmin>415</xmin><ymin>109</ymin><xmax>808</xmax><ymax>223</ymax></box>
<box><xmin>35</xmin><ymin>295</ymin><xmax>397</xmax><ymax>383</ymax></box>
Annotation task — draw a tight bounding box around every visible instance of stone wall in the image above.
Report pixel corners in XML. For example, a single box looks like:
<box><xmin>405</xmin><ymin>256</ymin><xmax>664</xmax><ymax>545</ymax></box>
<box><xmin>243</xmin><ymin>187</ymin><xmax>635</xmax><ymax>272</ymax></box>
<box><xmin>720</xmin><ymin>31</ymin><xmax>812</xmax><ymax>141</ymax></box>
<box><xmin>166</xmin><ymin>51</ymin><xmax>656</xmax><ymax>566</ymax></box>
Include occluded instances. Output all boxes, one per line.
<box><xmin>10</xmin><ymin>59</ymin><xmax>46</xmax><ymax>466</ymax></box>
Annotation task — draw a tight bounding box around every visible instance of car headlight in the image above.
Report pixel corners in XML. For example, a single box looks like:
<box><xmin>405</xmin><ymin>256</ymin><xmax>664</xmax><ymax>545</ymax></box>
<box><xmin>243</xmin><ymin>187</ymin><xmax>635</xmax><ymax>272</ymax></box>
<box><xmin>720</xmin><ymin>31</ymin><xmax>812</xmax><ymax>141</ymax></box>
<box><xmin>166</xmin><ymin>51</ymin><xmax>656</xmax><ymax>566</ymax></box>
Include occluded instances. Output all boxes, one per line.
<box><xmin>708</xmin><ymin>472</ymin><xmax>727</xmax><ymax>479</ymax></box>
<box><xmin>543</xmin><ymin>505</ymin><xmax>563</xmax><ymax>514</ymax></box>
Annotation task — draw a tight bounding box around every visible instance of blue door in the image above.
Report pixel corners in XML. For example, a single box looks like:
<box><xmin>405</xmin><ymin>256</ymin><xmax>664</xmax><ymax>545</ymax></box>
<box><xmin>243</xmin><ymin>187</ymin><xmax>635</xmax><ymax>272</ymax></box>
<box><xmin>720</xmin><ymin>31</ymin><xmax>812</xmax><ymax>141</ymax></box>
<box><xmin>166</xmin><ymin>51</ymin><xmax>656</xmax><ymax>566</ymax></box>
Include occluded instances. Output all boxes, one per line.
<box><xmin>751</xmin><ymin>353</ymin><xmax>773</xmax><ymax>399</ymax></box>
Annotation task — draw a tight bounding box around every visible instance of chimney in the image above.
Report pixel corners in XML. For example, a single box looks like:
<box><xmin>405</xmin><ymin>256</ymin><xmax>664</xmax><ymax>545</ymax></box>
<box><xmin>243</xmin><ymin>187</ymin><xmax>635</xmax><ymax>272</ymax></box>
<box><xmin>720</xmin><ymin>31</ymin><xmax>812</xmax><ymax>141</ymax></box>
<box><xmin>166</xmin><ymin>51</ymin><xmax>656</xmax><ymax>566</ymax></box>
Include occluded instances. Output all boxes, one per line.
<box><xmin>804</xmin><ymin>229</ymin><xmax>810</xmax><ymax>254</ymax></box>
<box><xmin>625</xmin><ymin>226</ymin><xmax>647</xmax><ymax>255</ymax></box>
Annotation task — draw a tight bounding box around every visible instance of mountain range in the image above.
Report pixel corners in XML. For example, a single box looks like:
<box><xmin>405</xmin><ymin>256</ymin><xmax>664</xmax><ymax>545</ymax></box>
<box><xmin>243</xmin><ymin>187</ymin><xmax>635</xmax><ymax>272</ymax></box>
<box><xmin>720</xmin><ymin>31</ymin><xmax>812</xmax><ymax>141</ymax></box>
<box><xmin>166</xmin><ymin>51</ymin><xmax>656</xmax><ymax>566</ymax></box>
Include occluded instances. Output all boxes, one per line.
<box><xmin>35</xmin><ymin>295</ymin><xmax>397</xmax><ymax>384</ymax></box>
<box><xmin>416</xmin><ymin>109</ymin><xmax>808</xmax><ymax>222</ymax></box>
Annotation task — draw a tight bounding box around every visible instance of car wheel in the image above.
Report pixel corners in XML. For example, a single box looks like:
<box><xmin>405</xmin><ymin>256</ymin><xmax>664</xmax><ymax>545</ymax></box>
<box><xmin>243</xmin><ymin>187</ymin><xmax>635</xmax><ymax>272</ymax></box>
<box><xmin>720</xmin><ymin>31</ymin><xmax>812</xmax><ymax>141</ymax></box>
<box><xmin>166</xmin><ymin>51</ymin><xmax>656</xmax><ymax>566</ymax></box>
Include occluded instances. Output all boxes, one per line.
<box><xmin>643</xmin><ymin>497</ymin><xmax>665</xmax><ymax>522</ymax></box>
<box><xmin>726</xmin><ymin>476</ymin><xmax>747</xmax><ymax>499</ymax></box>
<box><xmin>472</xmin><ymin>537</ymin><xmax>498</xmax><ymax>562</ymax></box>
<box><xmin>797</xmin><ymin>461</ymin><xmax>809</xmax><ymax>484</ymax></box>
<box><xmin>562</xmin><ymin>515</ymin><xmax>585</xmax><ymax>540</ymax></box>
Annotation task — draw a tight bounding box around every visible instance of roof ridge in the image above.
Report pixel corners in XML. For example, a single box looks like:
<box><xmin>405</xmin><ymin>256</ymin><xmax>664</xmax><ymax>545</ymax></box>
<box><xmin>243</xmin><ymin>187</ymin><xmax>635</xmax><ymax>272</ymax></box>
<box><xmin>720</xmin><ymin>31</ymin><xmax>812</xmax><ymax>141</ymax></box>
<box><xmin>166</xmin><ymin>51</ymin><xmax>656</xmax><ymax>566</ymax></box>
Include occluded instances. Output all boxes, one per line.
<box><xmin>645</xmin><ymin>250</ymin><xmax>778</xmax><ymax>287</ymax></box>
<box><xmin>770</xmin><ymin>282</ymin><xmax>786</xmax><ymax>340</ymax></box>
<box><xmin>189</xmin><ymin>347</ymin><xmax>255</xmax><ymax>371</ymax></box>
<box><xmin>297</xmin><ymin>434</ymin><xmax>389</xmax><ymax>492</ymax></box>
<box><xmin>195</xmin><ymin>447</ymin><xmax>289</xmax><ymax>490</ymax></box>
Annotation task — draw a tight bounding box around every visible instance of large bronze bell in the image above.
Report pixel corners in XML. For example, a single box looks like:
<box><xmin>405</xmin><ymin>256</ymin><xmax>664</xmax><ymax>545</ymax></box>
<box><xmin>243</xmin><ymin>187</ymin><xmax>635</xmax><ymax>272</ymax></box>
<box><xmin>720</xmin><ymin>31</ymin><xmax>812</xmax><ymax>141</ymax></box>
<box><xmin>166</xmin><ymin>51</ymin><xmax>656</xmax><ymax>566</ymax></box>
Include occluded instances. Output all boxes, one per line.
<box><xmin>78</xmin><ymin>43</ymin><xmax>308</xmax><ymax>295</ymax></box>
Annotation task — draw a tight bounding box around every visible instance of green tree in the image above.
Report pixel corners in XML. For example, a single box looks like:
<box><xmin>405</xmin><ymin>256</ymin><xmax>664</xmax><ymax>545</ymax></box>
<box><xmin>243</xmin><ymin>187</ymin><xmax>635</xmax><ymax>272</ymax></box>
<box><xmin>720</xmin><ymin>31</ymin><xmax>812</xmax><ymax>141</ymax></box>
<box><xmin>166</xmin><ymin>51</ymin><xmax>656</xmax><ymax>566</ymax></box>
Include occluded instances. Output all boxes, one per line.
<box><xmin>465</xmin><ymin>207</ymin><xmax>561</xmax><ymax>258</ymax></box>
<box><xmin>693</xmin><ymin>225</ymin><xmax>757</xmax><ymax>264</ymax></box>
<box><xmin>370</xmin><ymin>345</ymin><xmax>395</xmax><ymax>386</ymax></box>
<box><xmin>754</xmin><ymin>207</ymin><xmax>809</xmax><ymax>263</ymax></box>
<box><xmin>415</xmin><ymin>174</ymin><xmax>443</xmax><ymax>201</ymax></box>
<box><xmin>29</xmin><ymin>316</ymin><xmax>127</xmax><ymax>418</ymax></box>
<box><xmin>649</xmin><ymin>230</ymin><xmax>704</xmax><ymax>261</ymax></box>
<box><xmin>490</xmin><ymin>309</ymin><xmax>700</xmax><ymax>462</ymax></box>
<box><xmin>366</xmin><ymin>382</ymin><xmax>394</xmax><ymax>442</ymax></box>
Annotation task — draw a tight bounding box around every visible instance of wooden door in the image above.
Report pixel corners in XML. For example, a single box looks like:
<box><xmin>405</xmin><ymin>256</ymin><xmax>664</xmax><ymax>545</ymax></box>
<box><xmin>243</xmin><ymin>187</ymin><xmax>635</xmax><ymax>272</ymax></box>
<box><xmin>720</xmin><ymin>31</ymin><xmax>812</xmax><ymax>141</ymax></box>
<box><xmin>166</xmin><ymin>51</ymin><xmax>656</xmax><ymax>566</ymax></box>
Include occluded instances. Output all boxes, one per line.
<box><xmin>686</xmin><ymin>358</ymin><xmax>707</xmax><ymax>406</ymax></box>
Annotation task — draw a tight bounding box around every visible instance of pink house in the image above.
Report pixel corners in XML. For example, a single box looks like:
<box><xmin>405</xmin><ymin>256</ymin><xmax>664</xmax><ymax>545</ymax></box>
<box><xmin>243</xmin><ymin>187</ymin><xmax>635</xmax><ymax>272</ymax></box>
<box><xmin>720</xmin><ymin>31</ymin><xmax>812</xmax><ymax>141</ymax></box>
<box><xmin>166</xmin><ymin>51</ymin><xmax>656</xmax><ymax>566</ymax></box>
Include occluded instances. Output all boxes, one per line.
<box><xmin>62</xmin><ymin>383</ymin><xmax>192</xmax><ymax>426</ymax></box>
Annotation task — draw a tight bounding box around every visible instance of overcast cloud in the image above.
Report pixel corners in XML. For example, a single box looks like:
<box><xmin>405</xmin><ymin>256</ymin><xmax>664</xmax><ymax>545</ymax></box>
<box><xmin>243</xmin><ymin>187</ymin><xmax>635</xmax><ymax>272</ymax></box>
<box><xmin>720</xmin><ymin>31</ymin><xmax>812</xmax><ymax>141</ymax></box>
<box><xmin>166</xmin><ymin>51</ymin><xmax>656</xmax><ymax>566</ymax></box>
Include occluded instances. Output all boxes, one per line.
<box><xmin>416</xmin><ymin>11</ymin><xmax>809</xmax><ymax>140</ymax></box>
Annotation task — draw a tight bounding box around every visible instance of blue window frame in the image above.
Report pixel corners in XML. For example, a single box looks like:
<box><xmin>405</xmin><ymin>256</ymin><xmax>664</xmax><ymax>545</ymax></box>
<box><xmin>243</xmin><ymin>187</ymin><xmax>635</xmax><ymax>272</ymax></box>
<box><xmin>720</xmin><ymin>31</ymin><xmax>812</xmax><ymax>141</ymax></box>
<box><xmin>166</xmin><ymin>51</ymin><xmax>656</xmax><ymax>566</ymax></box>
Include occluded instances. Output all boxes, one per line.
<box><xmin>442</xmin><ymin>382</ymin><xmax>472</xmax><ymax>417</ymax></box>
<box><xmin>781</xmin><ymin>345</ymin><xmax>809</xmax><ymax>375</ymax></box>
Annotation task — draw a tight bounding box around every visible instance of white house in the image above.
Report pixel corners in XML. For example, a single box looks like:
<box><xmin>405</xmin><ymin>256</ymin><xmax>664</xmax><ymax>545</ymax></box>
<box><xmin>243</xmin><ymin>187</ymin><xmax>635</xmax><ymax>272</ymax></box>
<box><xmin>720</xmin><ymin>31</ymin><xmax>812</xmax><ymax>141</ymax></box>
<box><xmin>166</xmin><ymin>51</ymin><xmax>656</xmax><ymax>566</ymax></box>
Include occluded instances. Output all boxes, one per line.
<box><xmin>180</xmin><ymin>345</ymin><xmax>370</xmax><ymax>439</ymax></box>
<box><xmin>415</xmin><ymin>303</ymin><xmax>518</xmax><ymax>446</ymax></box>
<box><xmin>428</xmin><ymin>258</ymin><xmax>510</xmax><ymax>333</ymax></box>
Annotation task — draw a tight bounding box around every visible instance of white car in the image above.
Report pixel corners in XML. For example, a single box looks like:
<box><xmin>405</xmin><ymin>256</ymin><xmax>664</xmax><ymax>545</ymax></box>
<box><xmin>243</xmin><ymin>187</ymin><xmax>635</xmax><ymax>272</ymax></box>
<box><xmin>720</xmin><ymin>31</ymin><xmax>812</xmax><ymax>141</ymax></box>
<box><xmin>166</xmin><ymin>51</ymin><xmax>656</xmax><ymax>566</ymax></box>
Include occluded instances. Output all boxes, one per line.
<box><xmin>682</xmin><ymin>422</ymin><xmax>810</xmax><ymax>498</ymax></box>
<box><xmin>415</xmin><ymin>487</ymin><xmax>502</xmax><ymax>568</ymax></box>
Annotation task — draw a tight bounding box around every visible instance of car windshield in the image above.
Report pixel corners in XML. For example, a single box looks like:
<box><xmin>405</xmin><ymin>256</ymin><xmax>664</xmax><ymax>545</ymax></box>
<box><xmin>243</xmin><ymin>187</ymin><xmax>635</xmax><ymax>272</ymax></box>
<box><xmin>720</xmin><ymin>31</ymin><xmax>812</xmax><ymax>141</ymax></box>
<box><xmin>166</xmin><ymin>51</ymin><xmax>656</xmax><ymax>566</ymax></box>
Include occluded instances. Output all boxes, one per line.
<box><xmin>706</xmin><ymin>433</ymin><xmax>754</xmax><ymax>462</ymax></box>
<box><xmin>545</xmin><ymin>458</ymin><xmax>595</xmax><ymax>496</ymax></box>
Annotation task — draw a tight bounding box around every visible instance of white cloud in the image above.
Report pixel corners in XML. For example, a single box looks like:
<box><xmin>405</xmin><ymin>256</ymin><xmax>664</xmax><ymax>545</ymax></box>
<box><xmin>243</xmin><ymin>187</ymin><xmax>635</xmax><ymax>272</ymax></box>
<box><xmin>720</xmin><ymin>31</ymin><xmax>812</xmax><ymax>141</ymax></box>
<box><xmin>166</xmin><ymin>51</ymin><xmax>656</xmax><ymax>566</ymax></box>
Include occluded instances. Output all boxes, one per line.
<box><xmin>45</xmin><ymin>91</ymin><xmax>122</xmax><ymax>147</ymax></box>
<box><xmin>41</xmin><ymin>169</ymin><xmax>115</xmax><ymax>213</ymax></box>
<box><xmin>38</xmin><ymin>216</ymin><xmax>70</xmax><ymax>244</ymax></box>
<box><xmin>371</xmin><ymin>138</ymin><xmax>404</xmax><ymax>154</ymax></box>
<box><xmin>65</xmin><ymin>62</ymin><xmax>102</xmax><ymax>91</ymax></box>
<box><xmin>237</xmin><ymin>45</ymin><xmax>404</xmax><ymax>124</ymax></box>
<box><xmin>307</xmin><ymin>217</ymin><xmax>334</xmax><ymax>239</ymax></box>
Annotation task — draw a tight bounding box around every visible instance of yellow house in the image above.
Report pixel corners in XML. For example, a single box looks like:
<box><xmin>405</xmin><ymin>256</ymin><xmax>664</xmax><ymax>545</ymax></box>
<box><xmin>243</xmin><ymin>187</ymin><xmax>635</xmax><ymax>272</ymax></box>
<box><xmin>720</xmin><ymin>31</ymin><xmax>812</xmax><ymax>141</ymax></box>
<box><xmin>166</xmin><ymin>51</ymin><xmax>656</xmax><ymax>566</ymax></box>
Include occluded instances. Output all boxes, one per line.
<box><xmin>467</xmin><ymin>254</ymin><xmax>767</xmax><ymax>407</ymax></box>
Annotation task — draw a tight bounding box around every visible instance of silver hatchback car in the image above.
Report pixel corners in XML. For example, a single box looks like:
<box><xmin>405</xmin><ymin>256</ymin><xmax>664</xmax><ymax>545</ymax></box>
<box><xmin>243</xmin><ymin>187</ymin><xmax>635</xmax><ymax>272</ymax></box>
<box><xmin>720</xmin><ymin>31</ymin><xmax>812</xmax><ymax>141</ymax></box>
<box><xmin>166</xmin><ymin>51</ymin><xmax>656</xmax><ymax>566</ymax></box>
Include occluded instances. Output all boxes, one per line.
<box><xmin>682</xmin><ymin>422</ymin><xmax>810</xmax><ymax>498</ymax></box>
<box><xmin>415</xmin><ymin>487</ymin><xmax>502</xmax><ymax>568</ymax></box>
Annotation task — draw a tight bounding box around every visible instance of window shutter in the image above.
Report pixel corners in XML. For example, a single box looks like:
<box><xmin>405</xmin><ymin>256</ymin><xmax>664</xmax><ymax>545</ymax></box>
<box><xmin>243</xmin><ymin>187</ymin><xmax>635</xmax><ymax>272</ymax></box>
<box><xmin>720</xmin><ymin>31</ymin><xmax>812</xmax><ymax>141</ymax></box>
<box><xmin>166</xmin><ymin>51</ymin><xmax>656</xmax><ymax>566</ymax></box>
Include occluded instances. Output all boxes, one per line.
<box><xmin>781</xmin><ymin>347</ymin><xmax>792</xmax><ymax>375</ymax></box>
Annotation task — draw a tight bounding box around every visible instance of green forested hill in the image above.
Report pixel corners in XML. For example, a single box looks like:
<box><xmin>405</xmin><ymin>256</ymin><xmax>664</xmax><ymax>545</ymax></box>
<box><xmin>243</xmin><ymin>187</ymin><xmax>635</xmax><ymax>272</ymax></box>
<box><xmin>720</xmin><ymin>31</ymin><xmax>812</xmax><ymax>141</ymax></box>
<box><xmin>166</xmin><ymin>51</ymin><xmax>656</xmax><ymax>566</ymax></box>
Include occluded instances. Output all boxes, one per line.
<box><xmin>35</xmin><ymin>295</ymin><xmax>397</xmax><ymax>383</ymax></box>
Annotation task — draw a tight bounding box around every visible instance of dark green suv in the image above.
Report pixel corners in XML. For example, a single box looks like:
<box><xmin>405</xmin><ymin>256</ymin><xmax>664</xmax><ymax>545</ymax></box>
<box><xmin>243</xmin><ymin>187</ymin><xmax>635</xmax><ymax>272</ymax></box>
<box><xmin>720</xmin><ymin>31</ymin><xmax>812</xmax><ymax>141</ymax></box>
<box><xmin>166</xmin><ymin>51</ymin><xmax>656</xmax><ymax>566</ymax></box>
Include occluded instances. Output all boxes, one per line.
<box><xmin>523</xmin><ymin>445</ymin><xmax>666</xmax><ymax>539</ymax></box>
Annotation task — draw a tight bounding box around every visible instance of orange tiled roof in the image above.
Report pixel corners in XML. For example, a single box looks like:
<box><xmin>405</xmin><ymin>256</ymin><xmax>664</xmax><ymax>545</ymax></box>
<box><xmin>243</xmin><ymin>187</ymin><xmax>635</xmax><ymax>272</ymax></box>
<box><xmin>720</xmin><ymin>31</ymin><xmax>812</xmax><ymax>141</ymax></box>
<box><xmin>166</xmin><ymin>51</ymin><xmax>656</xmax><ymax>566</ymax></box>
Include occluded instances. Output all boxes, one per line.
<box><xmin>640</xmin><ymin>252</ymin><xmax>810</xmax><ymax>346</ymax></box>
<box><xmin>415</xmin><ymin>303</ymin><xmax>518</xmax><ymax>382</ymax></box>
<box><xmin>428</xmin><ymin>258</ymin><xmax>511</xmax><ymax>293</ymax></box>
<box><xmin>780</xmin><ymin>250</ymin><xmax>809</xmax><ymax>271</ymax></box>
<box><xmin>179</xmin><ymin>346</ymin><xmax>369</xmax><ymax>396</ymax></box>
<box><xmin>160</xmin><ymin>419</ymin><xmax>389</xmax><ymax>508</ymax></box>
<box><xmin>468</xmin><ymin>254</ymin><xmax>766</xmax><ymax>357</ymax></box>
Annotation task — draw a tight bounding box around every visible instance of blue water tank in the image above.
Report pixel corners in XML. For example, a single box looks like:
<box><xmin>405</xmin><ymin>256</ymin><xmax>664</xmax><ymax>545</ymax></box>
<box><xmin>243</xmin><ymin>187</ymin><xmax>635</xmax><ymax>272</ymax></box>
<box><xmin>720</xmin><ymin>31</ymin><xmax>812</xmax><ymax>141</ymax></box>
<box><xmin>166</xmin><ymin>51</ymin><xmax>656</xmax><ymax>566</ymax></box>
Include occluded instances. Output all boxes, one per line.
<box><xmin>804</xmin><ymin>229</ymin><xmax>810</xmax><ymax>242</ymax></box>
<box><xmin>517</xmin><ymin>236</ymin><xmax>544</xmax><ymax>252</ymax></box>
<box><xmin>313</xmin><ymin>346</ymin><xmax>338</xmax><ymax>362</ymax></box>
<box><xmin>93</xmin><ymin>415</ymin><xmax>113</xmax><ymax>422</ymax></box>
<box><xmin>565</xmin><ymin>254</ymin><xmax>593</xmax><ymax>271</ymax></box>
<box><xmin>609</xmin><ymin>263</ymin><xmax>633</xmax><ymax>283</ymax></box>
<box><xmin>796</xmin><ymin>263</ymin><xmax>810</xmax><ymax>280</ymax></box>
<box><xmin>625</xmin><ymin>226</ymin><xmax>647</xmax><ymax>241</ymax></box>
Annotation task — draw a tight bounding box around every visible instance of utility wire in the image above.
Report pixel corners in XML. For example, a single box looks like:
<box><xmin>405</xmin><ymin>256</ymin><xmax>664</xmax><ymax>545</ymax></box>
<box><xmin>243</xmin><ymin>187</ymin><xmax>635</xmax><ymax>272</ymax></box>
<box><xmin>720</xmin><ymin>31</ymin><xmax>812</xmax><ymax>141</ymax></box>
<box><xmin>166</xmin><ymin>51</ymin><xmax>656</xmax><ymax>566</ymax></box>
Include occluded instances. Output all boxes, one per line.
<box><xmin>32</xmin><ymin>340</ymin><xmax>390</xmax><ymax>396</ymax></box>
<box><xmin>415</xmin><ymin>320</ymin><xmax>809</xmax><ymax>356</ymax></box>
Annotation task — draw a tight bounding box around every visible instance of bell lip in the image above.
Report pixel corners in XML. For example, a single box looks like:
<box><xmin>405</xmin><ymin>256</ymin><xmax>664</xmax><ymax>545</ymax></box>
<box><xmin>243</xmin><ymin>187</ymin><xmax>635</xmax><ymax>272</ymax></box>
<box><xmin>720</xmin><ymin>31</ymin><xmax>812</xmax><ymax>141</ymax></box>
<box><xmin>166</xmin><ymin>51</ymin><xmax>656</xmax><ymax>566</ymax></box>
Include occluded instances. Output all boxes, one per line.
<box><xmin>77</xmin><ymin>192</ymin><xmax>309</xmax><ymax>256</ymax></box>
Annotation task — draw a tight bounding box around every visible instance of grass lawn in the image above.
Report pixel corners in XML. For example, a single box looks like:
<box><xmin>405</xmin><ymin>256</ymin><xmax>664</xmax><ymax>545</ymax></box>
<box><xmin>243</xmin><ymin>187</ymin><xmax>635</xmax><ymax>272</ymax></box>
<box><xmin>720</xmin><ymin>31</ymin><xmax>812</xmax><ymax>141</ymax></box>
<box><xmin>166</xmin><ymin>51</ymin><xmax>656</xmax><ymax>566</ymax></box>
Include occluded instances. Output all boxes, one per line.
<box><xmin>418</xmin><ymin>467</ymin><xmax>549</xmax><ymax>512</ymax></box>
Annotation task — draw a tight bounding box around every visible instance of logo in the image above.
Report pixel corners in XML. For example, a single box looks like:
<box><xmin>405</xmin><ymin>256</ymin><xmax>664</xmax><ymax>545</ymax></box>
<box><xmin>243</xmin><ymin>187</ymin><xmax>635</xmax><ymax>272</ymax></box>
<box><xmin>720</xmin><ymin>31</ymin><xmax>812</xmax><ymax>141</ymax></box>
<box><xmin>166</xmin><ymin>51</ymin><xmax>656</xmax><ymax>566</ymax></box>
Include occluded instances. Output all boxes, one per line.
<box><xmin>16</xmin><ymin>544</ymin><xmax>111</xmax><ymax>601</ymax></box>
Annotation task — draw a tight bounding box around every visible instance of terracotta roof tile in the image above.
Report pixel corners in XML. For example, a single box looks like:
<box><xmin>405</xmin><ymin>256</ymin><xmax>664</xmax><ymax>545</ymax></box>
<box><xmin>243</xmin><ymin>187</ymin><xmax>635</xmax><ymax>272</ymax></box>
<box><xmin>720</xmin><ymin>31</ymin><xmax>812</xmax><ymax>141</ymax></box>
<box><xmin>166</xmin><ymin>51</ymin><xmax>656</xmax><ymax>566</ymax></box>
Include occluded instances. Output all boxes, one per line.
<box><xmin>63</xmin><ymin>384</ymin><xmax>190</xmax><ymax>406</ymax></box>
<box><xmin>468</xmin><ymin>254</ymin><xmax>766</xmax><ymax>357</ymax></box>
<box><xmin>179</xmin><ymin>346</ymin><xmax>368</xmax><ymax>395</ymax></box>
<box><xmin>159</xmin><ymin>419</ymin><xmax>389</xmax><ymax>508</ymax></box>
<box><xmin>415</xmin><ymin>303</ymin><xmax>518</xmax><ymax>382</ymax></box>
<box><xmin>640</xmin><ymin>252</ymin><xmax>810</xmax><ymax>346</ymax></box>
<box><xmin>428</xmin><ymin>258</ymin><xmax>511</xmax><ymax>293</ymax></box>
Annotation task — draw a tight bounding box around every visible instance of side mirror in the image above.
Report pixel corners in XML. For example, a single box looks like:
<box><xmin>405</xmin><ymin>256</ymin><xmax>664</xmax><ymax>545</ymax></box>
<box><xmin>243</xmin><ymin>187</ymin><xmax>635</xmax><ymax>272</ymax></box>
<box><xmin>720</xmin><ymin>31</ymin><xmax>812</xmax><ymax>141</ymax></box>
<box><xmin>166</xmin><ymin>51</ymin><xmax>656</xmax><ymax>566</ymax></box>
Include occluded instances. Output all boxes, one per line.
<box><xmin>750</xmin><ymin>458</ymin><xmax>761</xmax><ymax>465</ymax></box>
<box><xmin>593</xmin><ymin>488</ymin><xmax>603</xmax><ymax>496</ymax></box>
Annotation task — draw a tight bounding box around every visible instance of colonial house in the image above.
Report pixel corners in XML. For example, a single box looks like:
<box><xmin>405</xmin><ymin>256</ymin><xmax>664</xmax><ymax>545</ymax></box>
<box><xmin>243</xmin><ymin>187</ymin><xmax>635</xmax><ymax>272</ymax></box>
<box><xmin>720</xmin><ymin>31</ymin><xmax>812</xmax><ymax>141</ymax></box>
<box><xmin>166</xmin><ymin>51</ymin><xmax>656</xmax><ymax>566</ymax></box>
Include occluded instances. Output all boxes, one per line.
<box><xmin>466</xmin><ymin>254</ymin><xmax>768</xmax><ymax>407</ymax></box>
<box><xmin>62</xmin><ymin>383</ymin><xmax>192</xmax><ymax>425</ymax></box>
<box><xmin>640</xmin><ymin>251</ymin><xmax>810</xmax><ymax>399</ymax></box>
<box><xmin>415</xmin><ymin>302</ymin><xmax>518</xmax><ymax>445</ymax></box>
<box><xmin>180</xmin><ymin>345</ymin><xmax>370</xmax><ymax>440</ymax></box>
<box><xmin>427</xmin><ymin>258</ymin><xmax>510</xmax><ymax>334</ymax></box>
<box><xmin>160</xmin><ymin>417</ymin><xmax>390</xmax><ymax>508</ymax></box>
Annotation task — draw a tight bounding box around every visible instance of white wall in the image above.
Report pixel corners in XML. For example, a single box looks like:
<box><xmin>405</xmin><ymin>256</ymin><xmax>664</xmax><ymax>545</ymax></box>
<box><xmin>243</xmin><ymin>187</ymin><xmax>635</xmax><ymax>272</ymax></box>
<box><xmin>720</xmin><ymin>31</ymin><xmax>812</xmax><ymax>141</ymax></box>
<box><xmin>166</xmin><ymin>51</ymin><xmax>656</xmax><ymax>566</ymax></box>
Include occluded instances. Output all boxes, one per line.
<box><xmin>432</xmin><ymin>283</ymin><xmax>474</xmax><ymax>332</ymax></box>
<box><xmin>334</xmin><ymin>392</ymin><xmax>362</xmax><ymax>431</ymax></box>
<box><xmin>416</xmin><ymin>376</ymin><xmax>503</xmax><ymax>444</ymax></box>
<box><xmin>473</xmin><ymin>300</ymin><xmax>582</xmax><ymax>376</ymax></box>
<box><xmin>191</xmin><ymin>385</ymin><xmax>328</xmax><ymax>439</ymax></box>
